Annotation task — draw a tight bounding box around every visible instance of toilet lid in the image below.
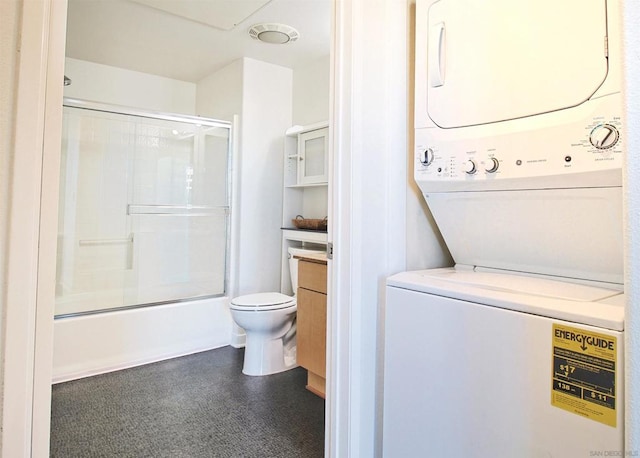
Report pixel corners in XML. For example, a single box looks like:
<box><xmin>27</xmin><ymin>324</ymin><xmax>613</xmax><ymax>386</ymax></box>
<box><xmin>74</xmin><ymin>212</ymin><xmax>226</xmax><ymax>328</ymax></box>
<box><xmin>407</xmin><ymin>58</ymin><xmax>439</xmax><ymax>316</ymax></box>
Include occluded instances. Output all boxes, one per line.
<box><xmin>230</xmin><ymin>292</ymin><xmax>296</xmax><ymax>310</ymax></box>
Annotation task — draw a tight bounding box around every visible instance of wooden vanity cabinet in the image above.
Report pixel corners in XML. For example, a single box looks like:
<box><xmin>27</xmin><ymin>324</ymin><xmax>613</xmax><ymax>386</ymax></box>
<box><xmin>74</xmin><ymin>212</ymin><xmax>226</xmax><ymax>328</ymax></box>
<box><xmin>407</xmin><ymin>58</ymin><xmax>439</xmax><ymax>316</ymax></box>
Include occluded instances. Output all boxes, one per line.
<box><xmin>296</xmin><ymin>257</ymin><xmax>327</xmax><ymax>398</ymax></box>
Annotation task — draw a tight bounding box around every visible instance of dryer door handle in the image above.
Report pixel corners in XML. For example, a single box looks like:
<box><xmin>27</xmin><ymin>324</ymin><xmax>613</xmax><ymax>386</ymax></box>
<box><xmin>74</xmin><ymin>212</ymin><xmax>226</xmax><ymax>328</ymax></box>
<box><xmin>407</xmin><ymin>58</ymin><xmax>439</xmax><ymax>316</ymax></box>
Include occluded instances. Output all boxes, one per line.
<box><xmin>429</xmin><ymin>22</ymin><xmax>446</xmax><ymax>87</ymax></box>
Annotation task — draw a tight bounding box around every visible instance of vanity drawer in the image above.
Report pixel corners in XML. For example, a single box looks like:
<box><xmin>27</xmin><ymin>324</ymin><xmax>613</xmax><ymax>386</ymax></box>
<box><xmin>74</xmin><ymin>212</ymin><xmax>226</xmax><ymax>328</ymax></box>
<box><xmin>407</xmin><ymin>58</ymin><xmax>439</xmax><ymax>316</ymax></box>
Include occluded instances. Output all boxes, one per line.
<box><xmin>298</xmin><ymin>260</ymin><xmax>327</xmax><ymax>294</ymax></box>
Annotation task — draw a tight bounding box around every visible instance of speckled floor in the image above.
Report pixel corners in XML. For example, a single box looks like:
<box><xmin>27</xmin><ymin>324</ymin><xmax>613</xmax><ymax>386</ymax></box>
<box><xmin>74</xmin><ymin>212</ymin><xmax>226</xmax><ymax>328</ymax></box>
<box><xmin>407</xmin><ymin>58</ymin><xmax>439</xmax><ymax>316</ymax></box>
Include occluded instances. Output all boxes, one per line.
<box><xmin>50</xmin><ymin>346</ymin><xmax>325</xmax><ymax>457</ymax></box>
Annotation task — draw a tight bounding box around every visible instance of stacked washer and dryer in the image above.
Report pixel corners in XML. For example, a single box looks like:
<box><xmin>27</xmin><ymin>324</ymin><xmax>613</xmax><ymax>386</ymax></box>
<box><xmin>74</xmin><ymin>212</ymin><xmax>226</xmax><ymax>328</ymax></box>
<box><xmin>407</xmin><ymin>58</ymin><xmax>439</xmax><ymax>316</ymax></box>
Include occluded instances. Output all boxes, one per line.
<box><xmin>383</xmin><ymin>0</ymin><xmax>625</xmax><ymax>456</ymax></box>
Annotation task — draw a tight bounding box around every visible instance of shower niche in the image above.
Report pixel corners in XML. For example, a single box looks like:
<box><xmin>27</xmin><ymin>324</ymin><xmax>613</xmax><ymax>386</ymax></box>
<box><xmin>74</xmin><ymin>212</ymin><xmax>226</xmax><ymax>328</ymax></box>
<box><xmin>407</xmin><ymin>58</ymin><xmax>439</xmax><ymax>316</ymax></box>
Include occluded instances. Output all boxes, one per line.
<box><xmin>55</xmin><ymin>100</ymin><xmax>232</xmax><ymax>317</ymax></box>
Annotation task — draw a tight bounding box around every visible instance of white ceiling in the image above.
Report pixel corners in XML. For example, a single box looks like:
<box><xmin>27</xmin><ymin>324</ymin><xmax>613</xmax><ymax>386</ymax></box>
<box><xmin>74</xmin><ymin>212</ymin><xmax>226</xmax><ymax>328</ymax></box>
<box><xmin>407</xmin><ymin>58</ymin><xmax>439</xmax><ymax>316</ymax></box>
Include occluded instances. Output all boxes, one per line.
<box><xmin>127</xmin><ymin>0</ymin><xmax>273</xmax><ymax>30</ymax></box>
<box><xmin>65</xmin><ymin>0</ymin><xmax>331</xmax><ymax>82</ymax></box>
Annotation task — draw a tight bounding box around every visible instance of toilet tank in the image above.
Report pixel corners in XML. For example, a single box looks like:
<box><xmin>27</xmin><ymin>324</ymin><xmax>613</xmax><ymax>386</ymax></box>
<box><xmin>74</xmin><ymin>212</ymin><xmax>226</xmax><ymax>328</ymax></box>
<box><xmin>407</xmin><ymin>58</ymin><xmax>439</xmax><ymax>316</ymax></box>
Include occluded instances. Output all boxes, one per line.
<box><xmin>288</xmin><ymin>246</ymin><xmax>326</xmax><ymax>293</ymax></box>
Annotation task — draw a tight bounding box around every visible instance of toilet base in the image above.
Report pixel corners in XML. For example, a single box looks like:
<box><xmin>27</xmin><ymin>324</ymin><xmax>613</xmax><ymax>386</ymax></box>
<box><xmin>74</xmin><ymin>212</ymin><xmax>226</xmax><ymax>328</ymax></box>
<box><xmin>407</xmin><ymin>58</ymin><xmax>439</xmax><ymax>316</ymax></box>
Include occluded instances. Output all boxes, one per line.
<box><xmin>230</xmin><ymin>322</ymin><xmax>246</xmax><ymax>348</ymax></box>
<box><xmin>242</xmin><ymin>333</ymin><xmax>297</xmax><ymax>376</ymax></box>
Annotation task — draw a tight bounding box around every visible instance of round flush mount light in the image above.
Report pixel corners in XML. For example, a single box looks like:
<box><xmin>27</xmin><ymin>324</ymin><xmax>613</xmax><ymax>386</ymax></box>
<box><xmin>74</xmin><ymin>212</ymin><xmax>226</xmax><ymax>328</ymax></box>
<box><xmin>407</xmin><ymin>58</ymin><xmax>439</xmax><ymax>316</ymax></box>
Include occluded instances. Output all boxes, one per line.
<box><xmin>248</xmin><ymin>23</ymin><xmax>300</xmax><ymax>44</ymax></box>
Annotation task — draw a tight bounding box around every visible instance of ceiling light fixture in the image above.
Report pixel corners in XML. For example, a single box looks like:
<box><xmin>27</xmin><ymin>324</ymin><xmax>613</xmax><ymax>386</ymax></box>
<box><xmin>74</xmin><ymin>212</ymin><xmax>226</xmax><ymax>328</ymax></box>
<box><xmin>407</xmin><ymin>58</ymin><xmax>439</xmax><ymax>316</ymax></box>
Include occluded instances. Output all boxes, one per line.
<box><xmin>248</xmin><ymin>23</ymin><xmax>300</xmax><ymax>44</ymax></box>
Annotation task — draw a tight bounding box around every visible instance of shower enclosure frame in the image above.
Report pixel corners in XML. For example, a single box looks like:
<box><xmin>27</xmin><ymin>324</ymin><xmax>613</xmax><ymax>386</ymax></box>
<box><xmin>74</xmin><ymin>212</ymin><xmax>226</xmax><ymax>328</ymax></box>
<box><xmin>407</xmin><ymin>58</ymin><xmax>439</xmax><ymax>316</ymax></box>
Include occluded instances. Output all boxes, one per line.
<box><xmin>57</xmin><ymin>98</ymin><xmax>234</xmax><ymax>318</ymax></box>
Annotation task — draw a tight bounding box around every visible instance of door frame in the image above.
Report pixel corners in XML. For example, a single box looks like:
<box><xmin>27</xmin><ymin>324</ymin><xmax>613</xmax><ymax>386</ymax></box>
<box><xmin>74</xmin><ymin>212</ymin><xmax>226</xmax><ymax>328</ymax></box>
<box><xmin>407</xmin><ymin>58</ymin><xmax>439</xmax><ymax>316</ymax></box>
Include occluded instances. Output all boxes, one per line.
<box><xmin>10</xmin><ymin>0</ymin><xmax>412</xmax><ymax>456</ymax></box>
<box><xmin>328</xmin><ymin>0</ymin><xmax>409</xmax><ymax>455</ymax></box>
<box><xmin>2</xmin><ymin>0</ymin><xmax>66</xmax><ymax>456</ymax></box>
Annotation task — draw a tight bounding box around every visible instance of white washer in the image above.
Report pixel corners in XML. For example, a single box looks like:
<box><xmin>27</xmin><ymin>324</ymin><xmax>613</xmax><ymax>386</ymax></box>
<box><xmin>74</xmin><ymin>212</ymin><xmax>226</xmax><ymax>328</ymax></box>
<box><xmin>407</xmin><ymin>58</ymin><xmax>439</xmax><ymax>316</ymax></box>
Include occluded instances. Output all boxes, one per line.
<box><xmin>384</xmin><ymin>268</ymin><xmax>624</xmax><ymax>456</ymax></box>
<box><xmin>384</xmin><ymin>0</ymin><xmax>626</xmax><ymax>455</ymax></box>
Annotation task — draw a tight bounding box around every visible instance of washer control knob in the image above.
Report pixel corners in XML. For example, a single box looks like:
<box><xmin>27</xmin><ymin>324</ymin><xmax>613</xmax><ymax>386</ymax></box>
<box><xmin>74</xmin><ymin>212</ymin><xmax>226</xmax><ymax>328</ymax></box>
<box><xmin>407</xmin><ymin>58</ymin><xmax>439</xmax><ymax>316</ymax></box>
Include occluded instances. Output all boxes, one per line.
<box><xmin>418</xmin><ymin>148</ymin><xmax>435</xmax><ymax>166</ymax></box>
<box><xmin>485</xmin><ymin>157</ymin><xmax>499</xmax><ymax>173</ymax></box>
<box><xmin>590</xmin><ymin>124</ymin><xmax>619</xmax><ymax>149</ymax></box>
<box><xmin>464</xmin><ymin>159</ymin><xmax>477</xmax><ymax>175</ymax></box>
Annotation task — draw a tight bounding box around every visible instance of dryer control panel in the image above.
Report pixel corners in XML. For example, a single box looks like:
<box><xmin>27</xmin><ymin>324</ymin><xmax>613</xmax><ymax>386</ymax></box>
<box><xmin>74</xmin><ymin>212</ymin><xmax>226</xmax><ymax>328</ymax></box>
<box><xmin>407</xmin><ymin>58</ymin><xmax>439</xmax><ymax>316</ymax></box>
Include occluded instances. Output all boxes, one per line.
<box><xmin>415</xmin><ymin>94</ymin><xmax>623</xmax><ymax>192</ymax></box>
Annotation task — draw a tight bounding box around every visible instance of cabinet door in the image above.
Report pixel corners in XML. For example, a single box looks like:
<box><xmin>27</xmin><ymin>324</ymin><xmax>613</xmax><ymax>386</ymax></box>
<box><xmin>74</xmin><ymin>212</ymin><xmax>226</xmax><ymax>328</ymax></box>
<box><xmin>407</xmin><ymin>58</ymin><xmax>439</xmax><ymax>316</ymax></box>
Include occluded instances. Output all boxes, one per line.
<box><xmin>296</xmin><ymin>287</ymin><xmax>327</xmax><ymax>377</ymax></box>
<box><xmin>298</xmin><ymin>128</ymin><xmax>329</xmax><ymax>185</ymax></box>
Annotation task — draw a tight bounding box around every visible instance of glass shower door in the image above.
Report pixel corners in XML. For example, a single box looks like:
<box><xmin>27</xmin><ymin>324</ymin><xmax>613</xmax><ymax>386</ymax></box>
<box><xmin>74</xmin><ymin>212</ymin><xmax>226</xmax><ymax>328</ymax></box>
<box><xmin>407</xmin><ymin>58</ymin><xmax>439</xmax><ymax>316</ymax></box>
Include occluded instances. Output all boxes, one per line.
<box><xmin>56</xmin><ymin>104</ymin><xmax>231</xmax><ymax>316</ymax></box>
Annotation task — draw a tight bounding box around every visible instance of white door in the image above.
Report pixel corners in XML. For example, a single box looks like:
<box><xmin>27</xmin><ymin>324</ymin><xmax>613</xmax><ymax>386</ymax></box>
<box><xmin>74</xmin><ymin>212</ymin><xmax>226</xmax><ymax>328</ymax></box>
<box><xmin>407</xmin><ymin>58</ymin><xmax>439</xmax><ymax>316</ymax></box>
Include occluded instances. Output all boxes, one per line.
<box><xmin>426</xmin><ymin>0</ymin><xmax>609</xmax><ymax>128</ymax></box>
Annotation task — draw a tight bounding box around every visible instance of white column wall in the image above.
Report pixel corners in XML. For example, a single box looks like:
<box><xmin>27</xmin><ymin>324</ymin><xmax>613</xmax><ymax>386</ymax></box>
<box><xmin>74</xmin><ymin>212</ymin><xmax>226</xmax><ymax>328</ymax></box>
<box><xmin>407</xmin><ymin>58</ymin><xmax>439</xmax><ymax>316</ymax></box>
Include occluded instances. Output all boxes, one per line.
<box><xmin>236</xmin><ymin>58</ymin><xmax>293</xmax><ymax>295</ymax></box>
<box><xmin>63</xmin><ymin>57</ymin><xmax>196</xmax><ymax>114</ymax></box>
<box><xmin>196</xmin><ymin>59</ymin><xmax>245</xmax><ymax>345</ymax></box>
<box><xmin>197</xmin><ymin>57</ymin><xmax>293</xmax><ymax>297</ymax></box>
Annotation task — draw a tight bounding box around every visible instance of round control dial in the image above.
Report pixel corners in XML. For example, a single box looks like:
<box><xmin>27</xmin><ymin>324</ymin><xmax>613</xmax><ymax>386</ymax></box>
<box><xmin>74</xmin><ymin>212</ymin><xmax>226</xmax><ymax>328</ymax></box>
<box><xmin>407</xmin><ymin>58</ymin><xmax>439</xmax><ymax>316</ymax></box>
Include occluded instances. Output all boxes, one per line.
<box><xmin>485</xmin><ymin>157</ymin><xmax>499</xmax><ymax>173</ymax></box>
<box><xmin>464</xmin><ymin>159</ymin><xmax>477</xmax><ymax>175</ymax></box>
<box><xmin>418</xmin><ymin>148</ymin><xmax>434</xmax><ymax>166</ymax></box>
<box><xmin>590</xmin><ymin>124</ymin><xmax>619</xmax><ymax>149</ymax></box>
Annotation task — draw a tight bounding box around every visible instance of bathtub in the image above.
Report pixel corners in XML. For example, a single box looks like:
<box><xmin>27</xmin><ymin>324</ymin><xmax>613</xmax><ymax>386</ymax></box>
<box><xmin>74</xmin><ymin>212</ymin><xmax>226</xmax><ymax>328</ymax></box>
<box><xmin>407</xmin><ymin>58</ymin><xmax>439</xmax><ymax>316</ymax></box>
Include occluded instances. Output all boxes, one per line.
<box><xmin>52</xmin><ymin>296</ymin><xmax>232</xmax><ymax>383</ymax></box>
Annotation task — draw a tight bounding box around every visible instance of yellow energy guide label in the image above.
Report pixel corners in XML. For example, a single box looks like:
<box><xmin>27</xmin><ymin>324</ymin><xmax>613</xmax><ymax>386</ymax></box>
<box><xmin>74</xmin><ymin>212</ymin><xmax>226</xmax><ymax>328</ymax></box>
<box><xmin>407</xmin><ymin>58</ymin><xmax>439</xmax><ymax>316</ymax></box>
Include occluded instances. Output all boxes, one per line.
<box><xmin>551</xmin><ymin>324</ymin><xmax>617</xmax><ymax>427</ymax></box>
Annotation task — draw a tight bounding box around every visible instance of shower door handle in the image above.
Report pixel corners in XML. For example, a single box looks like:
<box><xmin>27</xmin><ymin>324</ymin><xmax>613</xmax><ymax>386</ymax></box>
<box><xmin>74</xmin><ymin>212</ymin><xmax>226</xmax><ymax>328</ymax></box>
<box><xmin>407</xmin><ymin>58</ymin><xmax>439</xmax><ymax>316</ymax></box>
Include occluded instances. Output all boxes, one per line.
<box><xmin>127</xmin><ymin>204</ymin><xmax>229</xmax><ymax>217</ymax></box>
<box><xmin>79</xmin><ymin>236</ymin><xmax>133</xmax><ymax>246</ymax></box>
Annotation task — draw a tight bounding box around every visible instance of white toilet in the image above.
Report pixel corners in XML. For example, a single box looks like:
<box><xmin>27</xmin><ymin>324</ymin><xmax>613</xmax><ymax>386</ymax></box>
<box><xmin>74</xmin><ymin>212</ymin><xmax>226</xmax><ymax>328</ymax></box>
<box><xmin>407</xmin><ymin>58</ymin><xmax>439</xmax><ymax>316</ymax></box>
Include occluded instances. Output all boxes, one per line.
<box><xmin>230</xmin><ymin>245</ymin><xmax>325</xmax><ymax>376</ymax></box>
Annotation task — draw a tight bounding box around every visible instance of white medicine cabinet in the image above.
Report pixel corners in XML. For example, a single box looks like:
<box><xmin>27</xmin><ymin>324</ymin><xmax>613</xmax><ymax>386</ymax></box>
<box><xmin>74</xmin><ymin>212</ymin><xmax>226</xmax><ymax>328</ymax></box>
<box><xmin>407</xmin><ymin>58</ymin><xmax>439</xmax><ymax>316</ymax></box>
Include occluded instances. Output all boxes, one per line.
<box><xmin>297</xmin><ymin>127</ymin><xmax>329</xmax><ymax>184</ymax></box>
<box><xmin>280</xmin><ymin>121</ymin><xmax>329</xmax><ymax>294</ymax></box>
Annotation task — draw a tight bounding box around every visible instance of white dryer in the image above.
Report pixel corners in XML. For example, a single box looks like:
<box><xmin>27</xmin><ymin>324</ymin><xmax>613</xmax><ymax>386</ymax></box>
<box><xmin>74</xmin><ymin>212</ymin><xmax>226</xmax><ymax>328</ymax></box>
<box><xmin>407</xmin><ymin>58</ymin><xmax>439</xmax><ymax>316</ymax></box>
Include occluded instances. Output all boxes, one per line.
<box><xmin>383</xmin><ymin>0</ymin><xmax>625</xmax><ymax>455</ymax></box>
<box><xmin>413</xmin><ymin>0</ymin><xmax>623</xmax><ymax>284</ymax></box>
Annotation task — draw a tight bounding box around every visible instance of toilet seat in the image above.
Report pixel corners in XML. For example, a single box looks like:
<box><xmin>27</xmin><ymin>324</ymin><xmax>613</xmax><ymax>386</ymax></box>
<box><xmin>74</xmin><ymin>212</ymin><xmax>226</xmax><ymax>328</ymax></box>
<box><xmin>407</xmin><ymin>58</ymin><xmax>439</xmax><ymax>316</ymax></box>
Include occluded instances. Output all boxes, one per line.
<box><xmin>230</xmin><ymin>292</ymin><xmax>296</xmax><ymax>311</ymax></box>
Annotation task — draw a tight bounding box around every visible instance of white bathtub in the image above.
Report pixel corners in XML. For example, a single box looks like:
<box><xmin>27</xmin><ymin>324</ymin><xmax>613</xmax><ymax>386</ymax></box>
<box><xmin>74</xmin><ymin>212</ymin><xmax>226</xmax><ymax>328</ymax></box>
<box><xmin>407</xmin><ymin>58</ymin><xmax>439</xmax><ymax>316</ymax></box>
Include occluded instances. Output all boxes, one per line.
<box><xmin>52</xmin><ymin>296</ymin><xmax>233</xmax><ymax>383</ymax></box>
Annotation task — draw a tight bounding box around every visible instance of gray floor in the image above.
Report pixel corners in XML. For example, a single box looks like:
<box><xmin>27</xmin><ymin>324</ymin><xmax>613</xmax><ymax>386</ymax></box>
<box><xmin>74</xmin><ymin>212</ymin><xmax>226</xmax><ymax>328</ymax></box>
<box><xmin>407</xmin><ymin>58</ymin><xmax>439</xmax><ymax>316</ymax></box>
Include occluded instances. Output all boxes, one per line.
<box><xmin>50</xmin><ymin>346</ymin><xmax>325</xmax><ymax>457</ymax></box>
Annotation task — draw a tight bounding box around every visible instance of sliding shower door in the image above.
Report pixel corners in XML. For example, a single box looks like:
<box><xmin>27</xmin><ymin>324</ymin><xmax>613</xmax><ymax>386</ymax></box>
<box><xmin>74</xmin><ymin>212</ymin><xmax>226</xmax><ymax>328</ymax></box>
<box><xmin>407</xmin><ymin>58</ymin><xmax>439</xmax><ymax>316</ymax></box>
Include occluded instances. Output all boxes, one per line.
<box><xmin>56</xmin><ymin>102</ymin><xmax>232</xmax><ymax>316</ymax></box>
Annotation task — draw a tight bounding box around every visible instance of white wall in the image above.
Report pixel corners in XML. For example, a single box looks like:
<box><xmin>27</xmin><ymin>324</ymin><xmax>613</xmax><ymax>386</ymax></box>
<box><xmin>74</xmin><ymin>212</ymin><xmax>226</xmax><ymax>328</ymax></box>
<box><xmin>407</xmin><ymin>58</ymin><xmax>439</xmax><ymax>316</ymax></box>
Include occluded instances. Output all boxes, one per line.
<box><xmin>197</xmin><ymin>57</ymin><xmax>293</xmax><ymax>299</ymax></box>
<box><xmin>293</xmin><ymin>55</ymin><xmax>330</xmax><ymax>125</ymax></box>
<box><xmin>196</xmin><ymin>60</ymin><xmax>243</xmax><ymax>309</ymax></box>
<box><xmin>63</xmin><ymin>57</ymin><xmax>196</xmax><ymax>114</ymax></box>
<box><xmin>290</xmin><ymin>57</ymin><xmax>331</xmax><ymax>229</ymax></box>
<box><xmin>196</xmin><ymin>59</ymin><xmax>243</xmax><ymax>122</ymax></box>
<box><xmin>623</xmin><ymin>0</ymin><xmax>640</xmax><ymax>450</ymax></box>
<box><xmin>237</xmin><ymin>58</ymin><xmax>293</xmax><ymax>295</ymax></box>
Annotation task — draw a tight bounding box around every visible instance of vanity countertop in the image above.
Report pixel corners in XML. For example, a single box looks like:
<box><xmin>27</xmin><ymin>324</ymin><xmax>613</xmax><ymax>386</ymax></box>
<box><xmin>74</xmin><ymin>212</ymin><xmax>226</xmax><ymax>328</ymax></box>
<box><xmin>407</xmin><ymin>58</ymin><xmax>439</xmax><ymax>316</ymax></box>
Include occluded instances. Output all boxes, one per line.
<box><xmin>294</xmin><ymin>253</ymin><xmax>328</xmax><ymax>265</ymax></box>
